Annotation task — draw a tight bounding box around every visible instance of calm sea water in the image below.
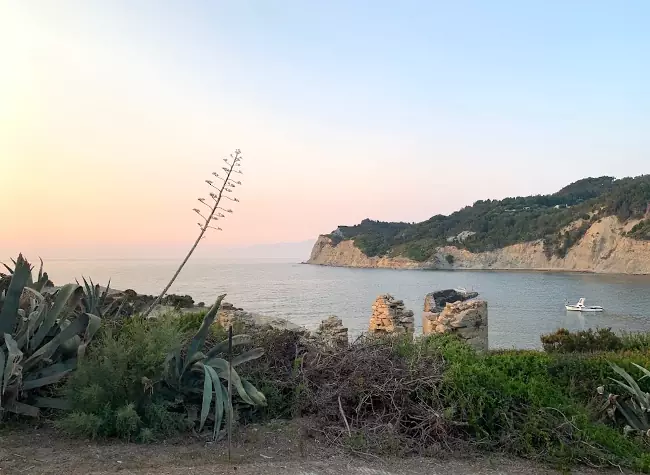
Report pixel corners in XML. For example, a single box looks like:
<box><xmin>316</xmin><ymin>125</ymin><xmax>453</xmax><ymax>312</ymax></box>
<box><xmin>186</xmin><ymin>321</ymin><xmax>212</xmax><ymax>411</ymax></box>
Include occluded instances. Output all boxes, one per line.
<box><xmin>42</xmin><ymin>259</ymin><xmax>650</xmax><ymax>349</ymax></box>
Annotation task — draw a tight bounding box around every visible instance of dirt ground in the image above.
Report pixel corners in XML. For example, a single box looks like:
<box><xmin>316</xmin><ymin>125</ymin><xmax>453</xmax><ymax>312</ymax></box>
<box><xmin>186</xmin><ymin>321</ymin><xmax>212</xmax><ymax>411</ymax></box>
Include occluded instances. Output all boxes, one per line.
<box><xmin>0</xmin><ymin>420</ymin><xmax>607</xmax><ymax>475</ymax></box>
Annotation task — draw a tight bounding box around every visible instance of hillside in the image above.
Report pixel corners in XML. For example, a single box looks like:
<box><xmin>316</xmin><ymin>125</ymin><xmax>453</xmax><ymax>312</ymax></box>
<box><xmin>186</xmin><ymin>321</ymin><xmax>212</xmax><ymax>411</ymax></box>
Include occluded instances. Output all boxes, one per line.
<box><xmin>308</xmin><ymin>175</ymin><xmax>650</xmax><ymax>273</ymax></box>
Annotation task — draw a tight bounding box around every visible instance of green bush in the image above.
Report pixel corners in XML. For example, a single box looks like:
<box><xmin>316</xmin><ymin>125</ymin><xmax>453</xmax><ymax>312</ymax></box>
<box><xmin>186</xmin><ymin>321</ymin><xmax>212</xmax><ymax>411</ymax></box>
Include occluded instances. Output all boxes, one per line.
<box><xmin>435</xmin><ymin>343</ymin><xmax>649</xmax><ymax>469</ymax></box>
<box><xmin>56</xmin><ymin>316</ymin><xmax>187</xmax><ymax>440</ymax></box>
<box><xmin>541</xmin><ymin>328</ymin><xmax>624</xmax><ymax>353</ymax></box>
<box><xmin>445</xmin><ymin>254</ymin><xmax>455</xmax><ymax>264</ymax></box>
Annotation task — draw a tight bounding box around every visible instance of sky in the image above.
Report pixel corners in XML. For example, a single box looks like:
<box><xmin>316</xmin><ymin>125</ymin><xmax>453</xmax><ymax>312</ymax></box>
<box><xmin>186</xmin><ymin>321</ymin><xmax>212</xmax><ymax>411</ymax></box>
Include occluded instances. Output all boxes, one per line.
<box><xmin>1</xmin><ymin>0</ymin><xmax>649</xmax><ymax>259</ymax></box>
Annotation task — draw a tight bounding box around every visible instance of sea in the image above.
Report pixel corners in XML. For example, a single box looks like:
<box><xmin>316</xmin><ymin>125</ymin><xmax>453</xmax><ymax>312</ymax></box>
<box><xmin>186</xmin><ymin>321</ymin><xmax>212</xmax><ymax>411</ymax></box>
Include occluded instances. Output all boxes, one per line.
<box><xmin>42</xmin><ymin>258</ymin><xmax>650</xmax><ymax>350</ymax></box>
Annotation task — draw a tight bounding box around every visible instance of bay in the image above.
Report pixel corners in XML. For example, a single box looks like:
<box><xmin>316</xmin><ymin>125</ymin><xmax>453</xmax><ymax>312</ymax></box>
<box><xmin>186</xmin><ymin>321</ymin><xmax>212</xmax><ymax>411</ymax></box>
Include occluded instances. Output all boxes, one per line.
<box><xmin>42</xmin><ymin>258</ymin><xmax>650</xmax><ymax>349</ymax></box>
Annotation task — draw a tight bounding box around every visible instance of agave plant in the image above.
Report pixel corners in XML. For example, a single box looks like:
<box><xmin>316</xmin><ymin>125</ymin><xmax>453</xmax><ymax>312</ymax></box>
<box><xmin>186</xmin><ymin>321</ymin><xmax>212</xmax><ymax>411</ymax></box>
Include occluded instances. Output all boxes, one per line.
<box><xmin>77</xmin><ymin>277</ymin><xmax>126</xmax><ymax>318</ymax></box>
<box><xmin>0</xmin><ymin>255</ymin><xmax>101</xmax><ymax>417</ymax></box>
<box><xmin>597</xmin><ymin>362</ymin><xmax>650</xmax><ymax>436</ymax></box>
<box><xmin>163</xmin><ymin>294</ymin><xmax>266</xmax><ymax>439</ymax></box>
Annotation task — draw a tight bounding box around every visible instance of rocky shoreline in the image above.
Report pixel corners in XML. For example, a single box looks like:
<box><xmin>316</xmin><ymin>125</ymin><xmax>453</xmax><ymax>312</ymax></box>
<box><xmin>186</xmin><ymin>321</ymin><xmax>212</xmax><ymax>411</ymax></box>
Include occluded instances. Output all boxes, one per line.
<box><xmin>307</xmin><ymin>216</ymin><xmax>650</xmax><ymax>275</ymax></box>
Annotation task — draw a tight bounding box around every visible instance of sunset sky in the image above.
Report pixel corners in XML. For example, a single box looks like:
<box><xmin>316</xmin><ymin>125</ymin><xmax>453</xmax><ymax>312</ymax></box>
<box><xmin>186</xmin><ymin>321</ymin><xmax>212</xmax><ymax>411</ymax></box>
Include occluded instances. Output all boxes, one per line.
<box><xmin>1</xmin><ymin>1</ymin><xmax>649</xmax><ymax>259</ymax></box>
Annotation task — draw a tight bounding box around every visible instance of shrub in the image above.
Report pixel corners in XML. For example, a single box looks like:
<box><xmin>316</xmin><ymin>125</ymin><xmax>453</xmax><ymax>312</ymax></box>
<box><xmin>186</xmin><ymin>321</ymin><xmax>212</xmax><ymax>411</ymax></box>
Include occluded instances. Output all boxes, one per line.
<box><xmin>437</xmin><ymin>345</ymin><xmax>649</xmax><ymax>469</ymax></box>
<box><xmin>243</xmin><ymin>331</ymin><xmax>649</xmax><ymax>469</ymax></box>
<box><xmin>445</xmin><ymin>254</ymin><xmax>455</xmax><ymax>264</ymax></box>
<box><xmin>541</xmin><ymin>328</ymin><xmax>623</xmax><ymax>353</ymax></box>
<box><xmin>57</xmin><ymin>315</ymin><xmax>187</xmax><ymax>440</ymax></box>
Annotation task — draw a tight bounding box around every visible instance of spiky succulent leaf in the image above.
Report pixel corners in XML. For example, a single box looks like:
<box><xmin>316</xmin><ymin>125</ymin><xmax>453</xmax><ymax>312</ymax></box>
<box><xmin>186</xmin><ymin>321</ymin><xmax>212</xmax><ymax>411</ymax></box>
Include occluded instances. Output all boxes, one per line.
<box><xmin>0</xmin><ymin>347</ymin><xmax>5</xmax><ymax>408</ymax></box>
<box><xmin>185</xmin><ymin>294</ymin><xmax>225</xmax><ymax>365</ymax></box>
<box><xmin>609</xmin><ymin>363</ymin><xmax>646</xmax><ymax>400</ymax></box>
<box><xmin>205</xmin><ymin>335</ymin><xmax>252</xmax><ymax>359</ymax></box>
<box><xmin>31</xmin><ymin>283</ymin><xmax>82</xmax><ymax>350</ymax></box>
<box><xmin>204</xmin><ymin>365</ymin><xmax>225</xmax><ymax>438</ymax></box>
<box><xmin>4</xmin><ymin>400</ymin><xmax>39</xmax><ymax>417</ymax></box>
<box><xmin>198</xmin><ymin>363</ymin><xmax>213</xmax><ymax>431</ymax></box>
<box><xmin>22</xmin><ymin>368</ymin><xmax>73</xmax><ymax>390</ymax></box>
<box><xmin>77</xmin><ymin>313</ymin><xmax>101</xmax><ymax>358</ymax></box>
<box><xmin>31</xmin><ymin>396</ymin><xmax>71</xmax><ymax>410</ymax></box>
<box><xmin>2</xmin><ymin>334</ymin><xmax>23</xmax><ymax>396</ymax></box>
<box><xmin>23</xmin><ymin>313</ymin><xmax>90</xmax><ymax>371</ymax></box>
<box><xmin>0</xmin><ymin>255</ymin><xmax>31</xmax><ymax>335</ymax></box>
<box><xmin>206</xmin><ymin>357</ymin><xmax>255</xmax><ymax>405</ymax></box>
<box><xmin>632</xmin><ymin>363</ymin><xmax>650</xmax><ymax>382</ymax></box>
<box><xmin>231</xmin><ymin>348</ymin><xmax>264</xmax><ymax>367</ymax></box>
<box><xmin>242</xmin><ymin>379</ymin><xmax>267</xmax><ymax>406</ymax></box>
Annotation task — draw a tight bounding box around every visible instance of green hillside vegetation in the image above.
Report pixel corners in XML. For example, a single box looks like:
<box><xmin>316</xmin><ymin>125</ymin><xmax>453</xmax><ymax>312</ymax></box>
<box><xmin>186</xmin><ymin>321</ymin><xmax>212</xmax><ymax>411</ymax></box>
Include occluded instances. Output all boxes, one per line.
<box><xmin>329</xmin><ymin>175</ymin><xmax>650</xmax><ymax>262</ymax></box>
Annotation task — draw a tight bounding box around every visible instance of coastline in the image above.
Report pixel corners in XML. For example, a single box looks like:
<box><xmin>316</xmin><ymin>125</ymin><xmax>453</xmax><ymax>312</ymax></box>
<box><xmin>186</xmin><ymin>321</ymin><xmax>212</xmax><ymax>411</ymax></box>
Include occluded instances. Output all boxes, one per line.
<box><xmin>306</xmin><ymin>217</ymin><xmax>650</xmax><ymax>276</ymax></box>
<box><xmin>304</xmin><ymin>261</ymin><xmax>650</xmax><ymax>276</ymax></box>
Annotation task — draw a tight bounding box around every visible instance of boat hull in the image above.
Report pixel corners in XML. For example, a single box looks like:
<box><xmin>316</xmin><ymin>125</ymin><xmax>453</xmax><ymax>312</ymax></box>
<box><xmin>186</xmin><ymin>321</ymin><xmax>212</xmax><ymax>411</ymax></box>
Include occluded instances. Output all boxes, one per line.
<box><xmin>565</xmin><ymin>306</ymin><xmax>604</xmax><ymax>312</ymax></box>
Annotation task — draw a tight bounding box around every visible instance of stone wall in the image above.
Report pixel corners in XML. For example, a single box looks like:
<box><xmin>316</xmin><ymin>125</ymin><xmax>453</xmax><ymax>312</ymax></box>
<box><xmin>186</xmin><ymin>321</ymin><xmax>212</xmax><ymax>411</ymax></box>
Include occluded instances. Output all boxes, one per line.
<box><xmin>313</xmin><ymin>316</ymin><xmax>349</xmax><ymax>348</ymax></box>
<box><xmin>423</xmin><ymin>293</ymin><xmax>488</xmax><ymax>351</ymax></box>
<box><xmin>368</xmin><ymin>294</ymin><xmax>414</xmax><ymax>335</ymax></box>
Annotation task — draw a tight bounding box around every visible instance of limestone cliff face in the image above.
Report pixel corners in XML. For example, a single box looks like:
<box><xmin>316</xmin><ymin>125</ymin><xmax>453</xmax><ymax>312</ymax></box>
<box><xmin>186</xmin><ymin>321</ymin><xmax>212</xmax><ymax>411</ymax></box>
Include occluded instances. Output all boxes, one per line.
<box><xmin>307</xmin><ymin>217</ymin><xmax>650</xmax><ymax>274</ymax></box>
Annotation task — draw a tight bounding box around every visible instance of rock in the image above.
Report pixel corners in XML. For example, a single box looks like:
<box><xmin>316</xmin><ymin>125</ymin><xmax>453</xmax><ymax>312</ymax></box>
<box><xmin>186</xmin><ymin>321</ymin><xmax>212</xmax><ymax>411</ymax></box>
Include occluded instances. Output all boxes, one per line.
<box><xmin>423</xmin><ymin>289</ymin><xmax>479</xmax><ymax>313</ymax></box>
<box><xmin>368</xmin><ymin>294</ymin><xmax>414</xmax><ymax>335</ymax></box>
<box><xmin>313</xmin><ymin>316</ymin><xmax>348</xmax><ymax>348</ymax></box>
<box><xmin>217</xmin><ymin>302</ymin><xmax>254</xmax><ymax>328</ymax></box>
<box><xmin>423</xmin><ymin>299</ymin><xmax>488</xmax><ymax>352</ymax></box>
<box><xmin>162</xmin><ymin>294</ymin><xmax>194</xmax><ymax>309</ymax></box>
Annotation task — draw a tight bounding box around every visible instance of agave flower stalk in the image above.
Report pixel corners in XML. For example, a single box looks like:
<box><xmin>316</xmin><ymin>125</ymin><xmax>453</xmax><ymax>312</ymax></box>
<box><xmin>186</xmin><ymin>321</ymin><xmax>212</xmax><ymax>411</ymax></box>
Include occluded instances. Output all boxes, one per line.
<box><xmin>142</xmin><ymin>150</ymin><xmax>243</xmax><ymax>317</ymax></box>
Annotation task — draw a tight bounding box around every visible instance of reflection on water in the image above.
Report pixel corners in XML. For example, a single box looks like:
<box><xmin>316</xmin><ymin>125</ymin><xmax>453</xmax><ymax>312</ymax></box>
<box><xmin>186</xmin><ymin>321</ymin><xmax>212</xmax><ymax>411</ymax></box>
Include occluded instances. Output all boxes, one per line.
<box><xmin>42</xmin><ymin>259</ymin><xmax>650</xmax><ymax>349</ymax></box>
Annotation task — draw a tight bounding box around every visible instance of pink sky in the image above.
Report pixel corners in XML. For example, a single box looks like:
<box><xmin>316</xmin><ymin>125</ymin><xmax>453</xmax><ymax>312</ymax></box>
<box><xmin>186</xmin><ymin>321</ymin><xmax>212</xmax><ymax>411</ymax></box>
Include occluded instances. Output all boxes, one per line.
<box><xmin>1</xmin><ymin>2</ymin><xmax>647</xmax><ymax>259</ymax></box>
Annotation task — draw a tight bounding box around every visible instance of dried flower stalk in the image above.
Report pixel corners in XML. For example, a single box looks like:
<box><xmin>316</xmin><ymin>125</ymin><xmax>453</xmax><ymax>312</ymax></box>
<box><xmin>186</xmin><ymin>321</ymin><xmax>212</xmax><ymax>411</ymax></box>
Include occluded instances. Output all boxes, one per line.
<box><xmin>142</xmin><ymin>149</ymin><xmax>243</xmax><ymax>317</ymax></box>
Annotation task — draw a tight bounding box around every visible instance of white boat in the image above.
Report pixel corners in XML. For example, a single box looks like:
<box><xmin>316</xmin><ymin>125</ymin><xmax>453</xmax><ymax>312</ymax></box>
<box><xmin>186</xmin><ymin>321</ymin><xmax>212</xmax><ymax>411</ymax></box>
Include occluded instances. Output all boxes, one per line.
<box><xmin>565</xmin><ymin>298</ymin><xmax>604</xmax><ymax>312</ymax></box>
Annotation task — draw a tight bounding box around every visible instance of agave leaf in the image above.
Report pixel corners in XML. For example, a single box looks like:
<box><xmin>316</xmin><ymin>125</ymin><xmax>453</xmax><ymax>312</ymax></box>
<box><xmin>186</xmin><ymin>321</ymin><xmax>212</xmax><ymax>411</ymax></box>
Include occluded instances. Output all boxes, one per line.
<box><xmin>31</xmin><ymin>283</ymin><xmax>82</xmax><ymax>350</ymax></box>
<box><xmin>0</xmin><ymin>255</ymin><xmax>32</xmax><ymax>335</ymax></box>
<box><xmin>198</xmin><ymin>363</ymin><xmax>213</xmax><ymax>431</ymax></box>
<box><xmin>206</xmin><ymin>357</ymin><xmax>255</xmax><ymax>405</ymax></box>
<box><xmin>60</xmin><ymin>335</ymin><xmax>81</xmax><ymax>356</ymax></box>
<box><xmin>36</xmin><ymin>258</ymin><xmax>44</xmax><ymax>282</ymax></box>
<box><xmin>31</xmin><ymin>396</ymin><xmax>71</xmax><ymax>410</ymax></box>
<box><xmin>102</xmin><ymin>279</ymin><xmax>111</xmax><ymax>301</ymax></box>
<box><xmin>4</xmin><ymin>400</ymin><xmax>39</xmax><ymax>417</ymax></box>
<box><xmin>183</xmin><ymin>351</ymin><xmax>206</xmax><ymax>372</ymax></box>
<box><xmin>242</xmin><ymin>379</ymin><xmax>267</xmax><ymax>406</ymax></box>
<box><xmin>186</xmin><ymin>294</ymin><xmax>226</xmax><ymax>365</ymax></box>
<box><xmin>2</xmin><ymin>262</ymin><xmax>13</xmax><ymax>275</ymax></box>
<box><xmin>614</xmin><ymin>400</ymin><xmax>647</xmax><ymax>431</ymax></box>
<box><xmin>13</xmin><ymin>316</ymin><xmax>30</xmax><ymax>351</ymax></box>
<box><xmin>0</xmin><ymin>347</ymin><xmax>5</xmax><ymax>407</ymax></box>
<box><xmin>231</xmin><ymin>348</ymin><xmax>264</xmax><ymax>367</ymax></box>
<box><xmin>22</xmin><ymin>368</ymin><xmax>73</xmax><ymax>390</ymax></box>
<box><xmin>204</xmin><ymin>365</ymin><xmax>225</xmax><ymax>439</ymax></box>
<box><xmin>23</xmin><ymin>313</ymin><xmax>89</xmax><ymax>371</ymax></box>
<box><xmin>610</xmin><ymin>363</ymin><xmax>645</xmax><ymax>399</ymax></box>
<box><xmin>24</xmin><ymin>359</ymin><xmax>77</xmax><ymax>381</ymax></box>
<box><xmin>2</xmin><ymin>334</ymin><xmax>23</xmax><ymax>395</ymax></box>
<box><xmin>205</xmin><ymin>335</ymin><xmax>252</xmax><ymax>360</ymax></box>
<box><xmin>32</xmin><ymin>258</ymin><xmax>48</xmax><ymax>292</ymax></box>
<box><xmin>632</xmin><ymin>363</ymin><xmax>650</xmax><ymax>382</ymax></box>
<box><xmin>221</xmin><ymin>384</ymin><xmax>231</xmax><ymax>432</ymax></box>
<box><xmin>77</xmin><ymin>313</ymin><xmax>101</xmax><ymax>359</ymax></box>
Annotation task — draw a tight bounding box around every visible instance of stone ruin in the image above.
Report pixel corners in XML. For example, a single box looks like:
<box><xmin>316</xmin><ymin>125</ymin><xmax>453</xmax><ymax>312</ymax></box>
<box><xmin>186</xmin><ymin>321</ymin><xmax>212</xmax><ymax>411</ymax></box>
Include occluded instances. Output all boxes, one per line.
<box><xmin>368</xmin><ymin>294</ymin><xmax>415</xmax><ymax>335</ymax></box>
<box><xmin>313</xmin><ymin>315</ymin><xmax>349</xmax><ymax>348</ymax></box>
<box><xmin>217</xmin><ymin>302</ymin><xmax>255</xmax><ymax>328</ymax></box>
<box><xmin>422</xmin><ymin>289</ymin><xmax>488</xmax><ymax>352</ymax></box>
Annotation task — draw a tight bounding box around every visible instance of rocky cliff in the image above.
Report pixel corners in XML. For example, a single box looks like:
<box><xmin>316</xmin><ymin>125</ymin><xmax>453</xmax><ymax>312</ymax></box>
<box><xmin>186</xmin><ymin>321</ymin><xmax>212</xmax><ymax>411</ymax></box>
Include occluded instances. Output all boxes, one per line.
<box><xmin>307</xmin><ymin>216</ymin><xmax>650</xmax><ymax>274</ymax></box>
